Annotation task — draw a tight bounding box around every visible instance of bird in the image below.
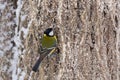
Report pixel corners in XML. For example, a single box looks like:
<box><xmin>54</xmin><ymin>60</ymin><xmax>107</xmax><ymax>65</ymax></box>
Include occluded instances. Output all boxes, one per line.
<box><xmin>32</xmin><ymin>28</ymin><xmax>58</xmax><ymax>72</ymax></box>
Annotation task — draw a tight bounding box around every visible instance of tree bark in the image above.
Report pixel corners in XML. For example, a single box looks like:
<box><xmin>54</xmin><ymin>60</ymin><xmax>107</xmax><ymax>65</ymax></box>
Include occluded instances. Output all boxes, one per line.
<box><xmin>0</xmin><ymin>0</ymin><xmax>120</xmax><ymax>80</ymax></box>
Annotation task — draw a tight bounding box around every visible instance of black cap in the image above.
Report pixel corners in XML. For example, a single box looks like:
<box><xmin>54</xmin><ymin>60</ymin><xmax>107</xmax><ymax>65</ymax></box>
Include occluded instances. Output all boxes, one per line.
<box><xmin>44</xmin><ymin>28</ymin><xmax>53</xmax><ymax>36</ymax></box>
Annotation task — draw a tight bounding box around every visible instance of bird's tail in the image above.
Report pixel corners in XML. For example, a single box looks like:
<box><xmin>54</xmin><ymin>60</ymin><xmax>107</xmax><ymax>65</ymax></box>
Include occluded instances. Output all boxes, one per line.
<box><xmin>32</xmin><ymin>56</ymin><xmax>41</xmax><ymax>72</ymax></box>
<box><xmin>32</xmin><ymin>52</ymin><xmax>48</xmax><ymax>72</ymax></box>
<box><xmin>32</xmin><ymin>48</ymin><xmax>57</xmax><ymax>72</ymax></box>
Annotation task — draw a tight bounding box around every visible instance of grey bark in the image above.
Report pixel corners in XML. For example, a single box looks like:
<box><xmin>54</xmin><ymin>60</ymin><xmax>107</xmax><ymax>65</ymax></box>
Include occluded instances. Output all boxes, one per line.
<box><xmin>0</xmin><ymin>0</ymin><xmax>120</xmax><ymax>80</ymax></box>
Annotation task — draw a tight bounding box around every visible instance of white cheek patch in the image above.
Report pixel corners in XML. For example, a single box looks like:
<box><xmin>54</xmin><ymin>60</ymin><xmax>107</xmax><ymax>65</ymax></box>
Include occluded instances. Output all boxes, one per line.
<box><xmin>49</xmin><ymin>31</ymin><xmax>54</xmax><ymax>36</ymax></box>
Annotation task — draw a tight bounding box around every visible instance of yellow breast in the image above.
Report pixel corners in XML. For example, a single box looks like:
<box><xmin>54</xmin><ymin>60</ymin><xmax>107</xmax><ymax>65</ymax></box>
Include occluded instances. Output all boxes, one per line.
<box><xmin>41</xmin><ymin>34</ymin><xmax>57</xmax><ymax>48</ymax></box>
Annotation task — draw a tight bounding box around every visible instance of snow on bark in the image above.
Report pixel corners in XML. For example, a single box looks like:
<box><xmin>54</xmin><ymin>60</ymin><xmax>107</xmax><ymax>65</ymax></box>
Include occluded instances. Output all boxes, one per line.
<box><xmin>0</xmin><ymin>0</ymin><xmax>120</xmax><ymax>80</ymax></box>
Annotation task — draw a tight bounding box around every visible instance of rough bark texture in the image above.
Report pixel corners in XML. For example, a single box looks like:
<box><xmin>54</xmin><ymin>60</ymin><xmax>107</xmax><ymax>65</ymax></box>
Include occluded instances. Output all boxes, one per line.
<box><xmin>0</xmin><ymin>0</ymin><xmax>120</xmax><ymax>80</ymax></box>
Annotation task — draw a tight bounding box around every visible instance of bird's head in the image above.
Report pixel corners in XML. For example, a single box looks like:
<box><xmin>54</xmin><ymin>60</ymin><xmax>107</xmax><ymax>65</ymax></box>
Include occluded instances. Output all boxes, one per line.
<box><xmin>44</xmin><ymin>28</ymin><xmax>54</xmax><ymax>37</ymax></box>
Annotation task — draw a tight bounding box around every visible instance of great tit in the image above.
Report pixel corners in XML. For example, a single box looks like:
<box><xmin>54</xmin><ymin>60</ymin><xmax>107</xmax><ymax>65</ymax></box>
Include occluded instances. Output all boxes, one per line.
<box><xmin>32</xmin><ymin>28</ymin><xmax>57</xmax><ymax>72</ymax></box>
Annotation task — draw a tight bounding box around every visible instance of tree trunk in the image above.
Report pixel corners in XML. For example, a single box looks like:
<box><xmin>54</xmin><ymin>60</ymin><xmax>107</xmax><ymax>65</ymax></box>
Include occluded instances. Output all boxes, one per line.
<box><xmin>0</xmin><ymin>0</ymin><xmax>120</xmax><ymax>80</ymax></box>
